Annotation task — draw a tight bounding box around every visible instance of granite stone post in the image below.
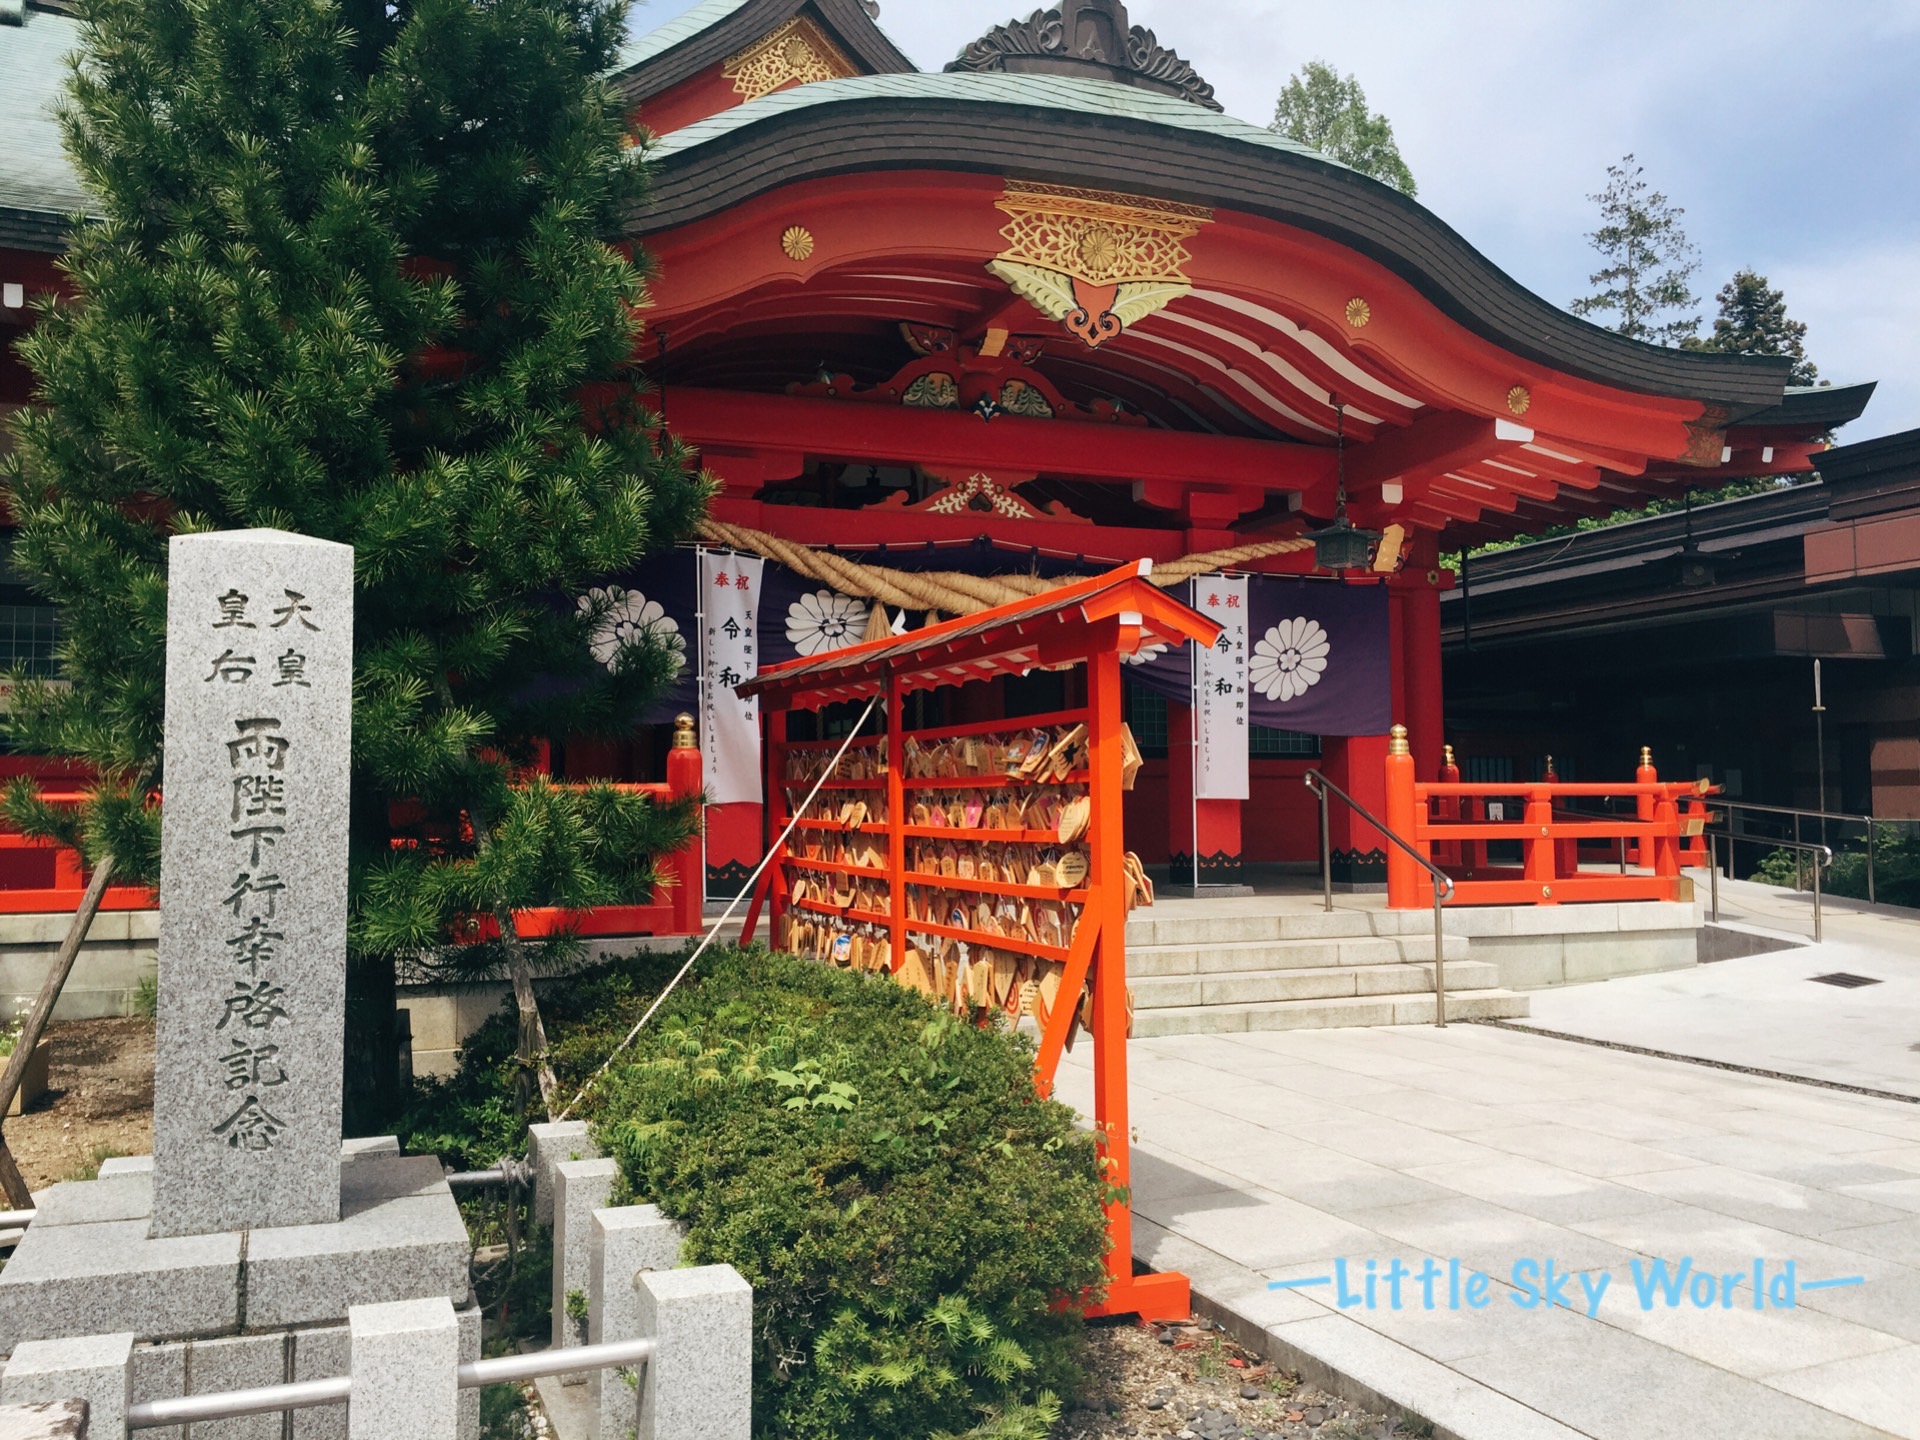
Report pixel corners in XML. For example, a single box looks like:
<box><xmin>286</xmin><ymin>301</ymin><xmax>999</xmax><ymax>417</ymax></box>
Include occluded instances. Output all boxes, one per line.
<box><xmin>346</xmin><ymin>1298</ymin><xmax>458</xmax><ymax>1440</ymax></box>
<box><xmin>551</xmin><ymin>1159</ymin><xmax>619</xmax><ymax>1360</ymax></box>
<box><xmin>633</xmin><ymin>1267</ymin><xmax>751</xmax><ymax>1440</ymax></box>
<box><xmin>151</xmin><ymin>530</ymin><xmax>355</xmax><ymax>1238</ymax></box>
<box><xmin>527</xmin><ymin>1121</ymin><xmax>597</xmax><ymax>1228</ymax></box>
<box><xmin>589</xmin><ymin>1205</ymin><xmax>683</xmax><ymax>1435</ymax></box>
<box><xmin>0</xmin><ymin>1333</ymin><xmax>132</xmax><ymax>1439</ymax></box>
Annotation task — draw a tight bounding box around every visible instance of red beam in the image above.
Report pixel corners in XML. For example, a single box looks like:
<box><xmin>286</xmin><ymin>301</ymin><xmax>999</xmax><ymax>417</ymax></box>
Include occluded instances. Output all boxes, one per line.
<box><xmin>671</xmin><ymin>386</ymin><xmax>1335</xmax><ymax>490</ymax></box>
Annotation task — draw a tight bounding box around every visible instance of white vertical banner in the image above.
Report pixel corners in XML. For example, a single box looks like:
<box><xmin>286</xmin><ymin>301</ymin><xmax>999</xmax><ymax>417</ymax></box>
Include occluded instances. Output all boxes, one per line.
<box><xmin>1191</xmin><ymin>573</ymin><xmax>1250</xmax><ymax>800</ymax></box>
<box><xmin>698</xmin><ymin>548</ymin><xmax>765</xmax><ymax>805</ymax></box>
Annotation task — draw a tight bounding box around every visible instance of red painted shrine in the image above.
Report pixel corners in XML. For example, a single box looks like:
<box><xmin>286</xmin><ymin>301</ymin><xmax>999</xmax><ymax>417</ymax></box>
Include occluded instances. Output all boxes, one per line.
<box><xmin>0</xmin><ymin>0</ymin><xmax>1867</xmax><ymax>897</ymax></box>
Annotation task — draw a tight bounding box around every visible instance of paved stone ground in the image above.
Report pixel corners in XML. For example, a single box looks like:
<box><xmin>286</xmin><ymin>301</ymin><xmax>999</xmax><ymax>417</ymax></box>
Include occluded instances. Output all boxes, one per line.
<box><xmin>1054</xmin><ymin>1023</ymin><xmax>1920</xmax><ymax>1440</ymax></box>
<box><xmin>1522</xmin><ymin>875</ymin><xmax>1920</xmax><ymax>1098</ymax></box>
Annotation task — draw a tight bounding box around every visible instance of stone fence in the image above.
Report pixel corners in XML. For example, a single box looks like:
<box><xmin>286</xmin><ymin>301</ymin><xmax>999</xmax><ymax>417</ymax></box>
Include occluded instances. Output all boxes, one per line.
<box><xmin>0</xmin><ymin>1138</ymin><xmax>749</xmax><ymax>1440</ymax></box>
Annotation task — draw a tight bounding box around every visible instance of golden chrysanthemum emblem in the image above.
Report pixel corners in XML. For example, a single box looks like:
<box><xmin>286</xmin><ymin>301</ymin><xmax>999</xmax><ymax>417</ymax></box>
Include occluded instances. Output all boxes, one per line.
<box><xmin>1506</xmin><ymin>385</ymin><xmax>1532</xmax><ymax>417</ymax></box>
<box><xmin>1345</xmin><ymin>297</ymin><xmax>1371</xmax><ymax>328</ymax></box>
<box><xmin>1076</xmin><ymin>224</ymin><xmax>1120</xmax><ymax>273</ymax></box>
<box><xmin>781</xmin><ymin>226</ymin><xmax>815</xmax><ymax>261</ymax></box>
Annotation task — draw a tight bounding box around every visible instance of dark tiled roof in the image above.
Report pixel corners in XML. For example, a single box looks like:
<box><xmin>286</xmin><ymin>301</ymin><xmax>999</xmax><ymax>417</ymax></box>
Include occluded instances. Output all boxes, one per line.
<box><xmin>0</xmin><ymin>5</ymin><xmax>85</xmax><ymax>247</ymax></box>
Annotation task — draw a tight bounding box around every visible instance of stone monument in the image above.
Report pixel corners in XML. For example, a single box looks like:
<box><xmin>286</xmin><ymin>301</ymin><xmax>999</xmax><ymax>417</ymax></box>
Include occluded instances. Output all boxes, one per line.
<box><xmin>151</xmin><ymin>531</ymin><xmax>353</xmax><ymax>1236</ymax></box>
<box><xmin>0</xmin><ymin>531</ymin><xmax>477</xmax><ymax>1439</ymax></box>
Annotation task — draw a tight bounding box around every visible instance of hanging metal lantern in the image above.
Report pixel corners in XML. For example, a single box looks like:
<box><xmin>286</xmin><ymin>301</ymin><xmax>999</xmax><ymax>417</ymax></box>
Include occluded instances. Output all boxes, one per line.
<box><xmin>1307</xmin><ymin>400</ymin><xmax>1381</xmax><ymax>573</ymax></box>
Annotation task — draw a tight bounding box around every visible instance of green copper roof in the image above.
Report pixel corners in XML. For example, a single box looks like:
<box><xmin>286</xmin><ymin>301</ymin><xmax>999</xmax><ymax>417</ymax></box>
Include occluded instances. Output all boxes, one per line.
<box><xmin>0</xmin><ymin>8</ymin><xmax>87</xmax><ymax>223</ymax></box>
<box><xmin>649</xmin><ymin>69</ymin><xmax>1339</xmax><ymax>172</ymax></box>
<box><xmin>615</xmin><ymin>0</ymin><xmax>756</xmax><ymax>73</ymax></box>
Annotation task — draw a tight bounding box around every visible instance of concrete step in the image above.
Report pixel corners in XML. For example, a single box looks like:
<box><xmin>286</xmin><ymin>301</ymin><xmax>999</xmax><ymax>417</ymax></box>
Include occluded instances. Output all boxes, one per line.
<box><xmin>1124</xmin><ymin>909</ymin><xmax>1436</xmax><ymax>947</ymax></box>
<box><xmin>1126</xmin><ymin>933</ymin><xmax>1470</xmax><ymax>977</ymax></box>
<box><xmin>1128</xmin><ymin>988</ymin><xmax>1531</xmax><ymax>1037</ymax></box>
<box><xmin>1130</xmin><ymin>960</ymin><xmax>1503</xmax><ymax>1009</ymax></box>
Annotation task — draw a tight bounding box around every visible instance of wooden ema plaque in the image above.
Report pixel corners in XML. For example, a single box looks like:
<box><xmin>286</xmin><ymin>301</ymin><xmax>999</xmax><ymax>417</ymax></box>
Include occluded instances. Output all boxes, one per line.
<box><xmin>738</xmin><ymin>563</ymin><xmax>1218</xmax><ymax>1322</ymax></box>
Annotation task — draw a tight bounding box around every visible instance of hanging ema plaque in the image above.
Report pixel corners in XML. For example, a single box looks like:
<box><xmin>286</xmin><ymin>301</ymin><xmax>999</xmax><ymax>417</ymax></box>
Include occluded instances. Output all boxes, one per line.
<box><xmin>149</xmin><ymin>531</ymin><xmax>355</xmax><ymax>1239</ymax></box>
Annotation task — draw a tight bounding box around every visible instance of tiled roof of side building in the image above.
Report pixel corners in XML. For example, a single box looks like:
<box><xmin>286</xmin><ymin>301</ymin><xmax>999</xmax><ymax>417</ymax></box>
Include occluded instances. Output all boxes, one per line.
<box><xmin>0</xmin><ymin>6</ymin><xmax>87</xmax><ymax>249</ymax></box>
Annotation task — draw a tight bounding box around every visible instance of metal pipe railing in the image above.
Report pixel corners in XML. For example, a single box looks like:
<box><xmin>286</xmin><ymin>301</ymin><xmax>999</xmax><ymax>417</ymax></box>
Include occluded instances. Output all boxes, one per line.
<box><xmin>0</xmin><ymin>1208</ymin><xmax>35</xmax><ymax>1228</ymax></box>
<box><xmin>127</xmin><ymin>1338</ymin><xmax>657</xmax><ymax>1430</ymax></box>
<box><xmin>1305</xmin><ymin>771</ymin><xmax>1456</xmax><ymax>1027</ymax></box>
<box><xmin>1707</xmin><ymin>831</ymin><xmax>1834</xmax><ymax>943</ymax></box>
<box><xmin>1711</xmin><ymin>798</ymin><xmax>1877</xmax><ymax>906</ymax></box>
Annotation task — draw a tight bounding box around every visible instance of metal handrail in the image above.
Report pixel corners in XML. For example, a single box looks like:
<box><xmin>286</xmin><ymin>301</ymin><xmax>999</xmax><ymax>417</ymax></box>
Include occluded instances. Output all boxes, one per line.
<box><xmin>127</xmin><ymin>1338</ymin><xmax>657</xmax><ymax>1430</ymax></box>
<box><xmin>1711</xmin><ymin>798</ymin><xmax>1879</xmax><ymax>905</ymax></box>
<box><xmin>0</xmin><ymin>1209</ymin><xmax>34</xmax><ymax>1228</ymax></box>
<box><xmin>1304</xmin><ymin>770</ymin><xmax>1456</xmax><ymax>1028</ymax></box>
<box><xmin>1706</xmin><ymin>830</ymin><xmax>1834</xmax><ymax>943</ymax></box>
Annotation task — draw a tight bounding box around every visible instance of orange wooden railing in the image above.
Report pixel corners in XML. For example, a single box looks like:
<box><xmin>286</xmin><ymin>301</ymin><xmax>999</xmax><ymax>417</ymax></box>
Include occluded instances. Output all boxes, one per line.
<box><xmin>0</xmin><ymin>740</ymin><xmax>706</xmax><ymax>938</ymax></box>
<box><xmin>1385</xmin><ymin>728</ymin><xmax>1709</xmax><ymax>909</ymax></box>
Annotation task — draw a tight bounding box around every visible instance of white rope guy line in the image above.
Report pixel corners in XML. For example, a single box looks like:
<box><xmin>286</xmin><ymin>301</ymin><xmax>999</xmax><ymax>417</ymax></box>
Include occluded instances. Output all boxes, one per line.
<box><xmin>555</xmin><ymin>692</ymin><xmax>883</xmax><ymax>1121</ymax></box>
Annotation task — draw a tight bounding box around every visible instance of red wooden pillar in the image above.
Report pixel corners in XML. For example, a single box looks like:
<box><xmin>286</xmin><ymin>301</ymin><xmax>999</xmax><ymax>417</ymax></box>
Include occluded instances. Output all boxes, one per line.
<box><xmin>1544</xmin><ymin>755</ymin><xmax>1579</xmax><ymax>878</ymax></box>
<box><xmin>1384</xmin><ymin>725</ymin><xmax>1421</xmax><ymax>908</ymax></box>
<box><xmin>1635</xmin><ymin>747</ymin><xmax>1658</xmax><ymax>867</ymax></box>
<box><xmin>1087</xmin><ymin>645</ymin><xmax>1187</xmax><ymax>1322</ymax></box>
<box><xmin>1524</xmin><ymin>785</ymin><xmax>1558</xmax><ymax>901</ymax></box>
<box><xmin>1323</xmin><ymin>733</ymin><xmax>1391</xmax><ymax>887</ymax></box>
<box><xmin>1396</xmin><ymin>577</ymin><xmax>1446</xmax><ymax>782</ymax></box>
<box><xmin>664</xmin><ymin>714</ymin><xmax>705</xmax><ymax>935</ymax></box>
<box><xmin>1165</xmin><ymin>700</ymin><xmax>1243</xmax><ymax>889</ymax></box>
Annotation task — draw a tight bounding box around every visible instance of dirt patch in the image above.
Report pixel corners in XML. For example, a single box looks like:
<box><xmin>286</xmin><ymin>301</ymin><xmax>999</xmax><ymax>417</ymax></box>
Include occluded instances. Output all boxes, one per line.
<box><xmin>1068</xmin><ymin>1318</ymin><xmax>1408</xmax><ymax>1440</ymax></box>
<box><xmin>4</xmin><ymin>1016</ymin><xmax>155</xmax><ymax>1189</ymax></box>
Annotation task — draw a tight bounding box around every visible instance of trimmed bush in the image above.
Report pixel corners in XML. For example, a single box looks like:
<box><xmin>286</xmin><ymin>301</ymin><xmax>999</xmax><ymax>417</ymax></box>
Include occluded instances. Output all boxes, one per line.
<box><xmin>400</xmin><ymin>946</ymin><xmax>1109</xmax><ymax>1439</ymax></box>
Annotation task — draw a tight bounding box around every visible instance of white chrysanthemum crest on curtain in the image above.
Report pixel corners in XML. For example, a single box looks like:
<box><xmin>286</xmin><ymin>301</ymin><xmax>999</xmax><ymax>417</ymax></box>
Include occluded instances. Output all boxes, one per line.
<box><xmin>578</xmin><ymin>586</ymin><xmax>687</xmax><ymax>675</ymax></box>
<box><xmin>1250</xmin><ymin>616</ymin><xmax>1330</xmax><ymax>702</ymax></box>
<box><xmin>1122</xmin><ymin>641</ymin><xmax>1168</xmax><ymax>666</ymax></box>
<box><xmin>786</xmin><ymin>590</ymin><xmax>870</xmax><ymax>657</ymax></box>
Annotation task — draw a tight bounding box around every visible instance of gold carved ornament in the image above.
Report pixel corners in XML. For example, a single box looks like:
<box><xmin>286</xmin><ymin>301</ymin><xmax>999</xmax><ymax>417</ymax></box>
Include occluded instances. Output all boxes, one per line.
<box><xmin>722</xmin><ymin>17</ymin><xmax>856</xmax><ymax>102</ymax></box>
<box><xmin>986</xmin><ymin>182</ymin><xmax>1211</xmax><ymax>350</ymax></box>
<box><xmin>1506</xmin><ymin>385</ymin><xmax>1531</xmax><ymax>417</ymax></box>
<box><xmin>1345</xmin><ymin>297</ymin><xmax>1371</xmax><ymax>329</ymax></box>
<box><xmin>781</xmin><ymin>226</ymin><xmax>815</xmax><ymax>261</ymax></box>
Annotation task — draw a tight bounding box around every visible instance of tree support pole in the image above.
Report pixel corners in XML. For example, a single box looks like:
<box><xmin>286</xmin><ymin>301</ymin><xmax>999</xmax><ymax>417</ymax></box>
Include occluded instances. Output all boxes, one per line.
<box><xmin>0</xmin><ymin>854</ymin><xmax>117</xmax><ymax>1207</ymax></box>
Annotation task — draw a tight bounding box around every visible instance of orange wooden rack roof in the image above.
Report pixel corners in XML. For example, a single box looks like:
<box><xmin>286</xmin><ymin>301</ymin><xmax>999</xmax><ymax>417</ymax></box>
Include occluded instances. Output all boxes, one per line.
<box><xmin>739</xmin><ymin>561</ymin><xmax>1222</xmax><ymax>709</ymax></box>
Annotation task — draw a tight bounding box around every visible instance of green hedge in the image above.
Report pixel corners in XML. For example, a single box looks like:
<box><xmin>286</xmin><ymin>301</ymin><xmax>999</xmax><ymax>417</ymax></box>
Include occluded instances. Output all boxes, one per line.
<box><xmin>400</xmin><ymin>946</ymin><xmax>1109</xmax><ymax>1439</ymax></box>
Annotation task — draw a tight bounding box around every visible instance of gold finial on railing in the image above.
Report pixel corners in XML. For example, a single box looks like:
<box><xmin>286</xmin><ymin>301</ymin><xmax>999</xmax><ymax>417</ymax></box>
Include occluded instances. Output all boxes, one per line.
<box><xmin>1389</xmin><ymin>724</ymin><xmax>1411</xmax><ymax>757</ymax></box>
<box><xmin>1443</xmin><ymin>744</ymin><xmax>1455</xmax><ymax>767</ymax></box>
<box><xmin>1545</xmin><ymin>753</ymin><xmax>1554</xmax><ymax>771</ymax></box>
<box><xmin>1639</xmin><ymin>745</ymin><xmax>1653</xmax><ymax>767</ymax></box>
<box><xmin>673</xmin><ymin>713</ymin><xmax>697</xmax><ymax>749</ymax></box>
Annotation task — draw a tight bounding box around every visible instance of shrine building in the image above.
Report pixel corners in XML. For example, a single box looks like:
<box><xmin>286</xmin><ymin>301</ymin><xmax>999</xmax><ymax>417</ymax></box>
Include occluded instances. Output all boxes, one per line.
<box><xmin>0</xmin><ymin>0</ymin><xmax>1873</xmax><ymax>901</ymax></box>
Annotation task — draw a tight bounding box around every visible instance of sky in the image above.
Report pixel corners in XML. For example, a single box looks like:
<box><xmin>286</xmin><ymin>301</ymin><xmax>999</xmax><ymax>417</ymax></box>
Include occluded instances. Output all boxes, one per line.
<box><xmin>629</xmin><ymin>0</ymin><xmax>1920</xmax><ymax>443</ymax></box>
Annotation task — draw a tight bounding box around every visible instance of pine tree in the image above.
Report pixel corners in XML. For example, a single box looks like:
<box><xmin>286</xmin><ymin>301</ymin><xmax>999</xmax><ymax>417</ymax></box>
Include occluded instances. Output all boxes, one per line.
<box><xmin>1271</xmin><ymin>61</ymin><xmax>1418</xmax><ymax>197</ymax></box>
<box><xmin>1689</xmin><ymin>269</ymin><xmax>1818</xmax><ymax>385</ymax></box>
<box><xmin>1570</xmin><ymin>155</ymin><xmax>1701</xmax><ymax>346</ymax></box>
<box><xmin>3</xmin><ymin>0</ymin><xmax>707</xmax><ymax>1131</ymax></box>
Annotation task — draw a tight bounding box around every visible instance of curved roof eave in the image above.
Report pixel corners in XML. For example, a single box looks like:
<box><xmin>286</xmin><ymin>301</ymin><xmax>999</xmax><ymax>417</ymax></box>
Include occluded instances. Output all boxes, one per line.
<box><xmin>631</xmin><ymin>72</ymin><xmax>1795</xmax><ymax>411</ymax></box>
<box><xmin>614</xmin><ymin>0</ymin><xmax>915</xmax><ymax>101</ymax></box>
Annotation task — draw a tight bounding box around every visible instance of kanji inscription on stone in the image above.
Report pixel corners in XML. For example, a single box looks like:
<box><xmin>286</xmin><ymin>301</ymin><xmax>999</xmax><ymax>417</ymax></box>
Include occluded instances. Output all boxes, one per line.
<box><xmin>151</xmin><ymin>529</ymin><xmax>354</xmax><ymax>1238</ymax></box>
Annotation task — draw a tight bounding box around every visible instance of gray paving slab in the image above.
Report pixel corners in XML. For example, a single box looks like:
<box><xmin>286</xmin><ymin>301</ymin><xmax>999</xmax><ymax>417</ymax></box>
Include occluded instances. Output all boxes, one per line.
<box><xmin>1068</xmin><ymin>1017</ymin><xmax>1920</xmax><ymax>1438</ymax></box>
<box><xmin>1451</xmin><ymin>1325</ymin><xmax>1887</xmax><ymax>1440</ymax></box>
<box><xmin>1768</xmin><ymin>1345</ymin><xmax>1920</xmax><ymax>1439</ymax></box>
<box><xmin>1403</xmin><ymin>1154</ymin><xmax>1679</xmax><ymax>1226</ymax></box>
<box><xmin>1616</xmin><ymin>1163</ymin><xmax>1913</xmax><ymax>1239</ymax></box>
<box><xmin>1520</xmin><ymin>875</ymin><xmax>1920</xmax><ymax>1099</ymax></box>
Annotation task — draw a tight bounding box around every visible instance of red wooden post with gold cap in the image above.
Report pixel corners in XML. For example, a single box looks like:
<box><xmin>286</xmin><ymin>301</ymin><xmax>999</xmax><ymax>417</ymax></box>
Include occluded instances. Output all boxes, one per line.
<box><xmin>1433</xmin><ymin>743</ymin><xmax>1461</xmax><ymax>869</ymax></box>
<box><xmin>1384</xmin><ymin>724</ymin><xmax>1420</xmax><ymax>908</ymax></box>
<box><xmin>1544</xmin><ymin>754</ymin><xmax>1580</xmax><ymax>880</ymax></box>
<box><xmin>1635</xmin><ymin>747</ymin><xmax>1659</xmax><ymax>867</ymax></box>
<box><xmin>665</xmin><ymin>713</ymin><xmax>705</xmax><ymax>935</ymax></box>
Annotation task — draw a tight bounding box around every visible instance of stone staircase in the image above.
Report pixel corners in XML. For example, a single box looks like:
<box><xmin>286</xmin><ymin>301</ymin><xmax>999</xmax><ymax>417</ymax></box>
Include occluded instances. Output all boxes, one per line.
<box><xmin>1124</xmin><ymin>906</ymin><xmax>1529</xmax><ymax>1036</ymax></box>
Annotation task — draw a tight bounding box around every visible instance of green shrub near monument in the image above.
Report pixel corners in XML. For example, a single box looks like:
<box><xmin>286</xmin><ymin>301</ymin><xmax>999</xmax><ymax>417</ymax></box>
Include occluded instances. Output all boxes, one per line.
<box><xmin>402</xmin><ymin>946</ymin><xmax>1109</xmax><ymax>1440</ymax></box>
